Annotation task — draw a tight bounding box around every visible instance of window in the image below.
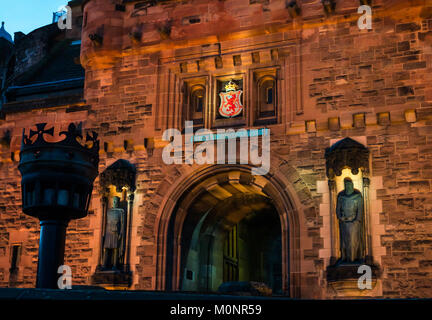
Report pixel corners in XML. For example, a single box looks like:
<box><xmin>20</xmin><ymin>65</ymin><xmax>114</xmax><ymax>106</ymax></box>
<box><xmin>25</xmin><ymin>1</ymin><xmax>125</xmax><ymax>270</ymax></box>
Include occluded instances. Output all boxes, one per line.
<box><xmin>186</xmin><ymin>270</ymin><xmax>194</xmax><ymax>280</ymax></box>
<box><xmin>182</xmin><ymin>78</ymin><xmax>207</xmax><ymax>129</ymax></box>
<box><xmin>10</xmin><ymin>245</ymin><xmax>21</xmax><ymax>273</ymax></box>
<box><xmin>253</xmin><ymin>68</ymin><xmax>279</xmax><ymax>125</ymax></box>
<box><xmin>191</xmin><ymin>86</ymin><xmax>205</xmax><ymax>114</ymax></box>
<box><xmin>259</xmin><ymin>77</ymin><xmax>276</xmax><ymax>117</ymax></box>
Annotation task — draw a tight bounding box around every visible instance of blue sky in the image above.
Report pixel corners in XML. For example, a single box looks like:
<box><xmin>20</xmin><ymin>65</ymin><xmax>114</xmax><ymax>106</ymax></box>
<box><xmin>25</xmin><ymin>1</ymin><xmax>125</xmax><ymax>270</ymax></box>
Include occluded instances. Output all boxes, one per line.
<box><xmin>0</xmin><ymin>0</ymin><xmax>68</xmax><ymax>40</ymax></box>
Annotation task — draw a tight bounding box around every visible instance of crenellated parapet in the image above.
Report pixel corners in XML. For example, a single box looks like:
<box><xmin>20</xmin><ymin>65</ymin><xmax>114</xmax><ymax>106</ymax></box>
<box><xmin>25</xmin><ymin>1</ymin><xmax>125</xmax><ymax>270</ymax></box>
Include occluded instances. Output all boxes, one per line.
<box><xmin>80</xmin><ymin>0</ymin><xmax>428</xmax><ymax>69</ymax></box>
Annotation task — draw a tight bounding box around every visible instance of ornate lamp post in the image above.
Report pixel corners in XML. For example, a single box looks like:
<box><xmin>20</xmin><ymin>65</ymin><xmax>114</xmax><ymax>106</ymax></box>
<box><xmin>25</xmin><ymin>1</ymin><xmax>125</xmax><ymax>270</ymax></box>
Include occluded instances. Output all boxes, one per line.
<box><xmin>18</xmin><ymin>123</ymin><xmax>99</xmax><ymax>289</ymax></box>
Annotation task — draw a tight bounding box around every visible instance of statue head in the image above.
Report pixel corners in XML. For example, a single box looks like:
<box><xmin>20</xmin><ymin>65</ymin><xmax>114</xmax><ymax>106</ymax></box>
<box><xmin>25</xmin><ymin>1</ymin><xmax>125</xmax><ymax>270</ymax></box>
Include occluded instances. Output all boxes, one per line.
<box><xmin>344</xmin><ymin>177</ymin><xmax>354</xmax><ymax>195</ymax></box>
<box><xmin>112</xmin><ymin>196</ymin><xmax>120</xmax><ymax>208</ymax></box>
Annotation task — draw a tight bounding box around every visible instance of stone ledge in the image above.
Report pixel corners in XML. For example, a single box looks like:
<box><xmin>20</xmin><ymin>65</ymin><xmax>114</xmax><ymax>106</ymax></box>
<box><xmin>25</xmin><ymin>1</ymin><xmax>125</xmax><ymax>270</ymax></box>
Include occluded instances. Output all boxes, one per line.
<box><xmin>91</xmin><ymin>269</ymin><xmax>133</xmax><ymax>289</ymax></box>
<box><xmin>0</xmin><ymin>288</ymin><xmax>292</xmax><ymax>300</ymax></box>
<box><xmin>326</xmin><ymin>262</ymin><xmax>381</xmax><ymax>282</ymax></box>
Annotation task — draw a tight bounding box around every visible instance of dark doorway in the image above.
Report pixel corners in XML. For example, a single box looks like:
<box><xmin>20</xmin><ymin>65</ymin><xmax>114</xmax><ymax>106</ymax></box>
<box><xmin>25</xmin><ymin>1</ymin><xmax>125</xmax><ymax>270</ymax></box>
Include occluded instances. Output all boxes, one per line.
<box><xmin>180</xmin><ymin>194</ymin><xmax>282</xmax><ymax>294</ymax></box>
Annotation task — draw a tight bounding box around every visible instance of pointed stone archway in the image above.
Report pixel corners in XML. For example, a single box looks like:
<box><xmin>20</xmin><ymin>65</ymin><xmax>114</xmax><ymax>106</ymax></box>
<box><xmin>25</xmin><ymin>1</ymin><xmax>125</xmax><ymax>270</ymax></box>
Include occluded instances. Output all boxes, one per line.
<box><xmin>154</xmin><ymin>164</ymin><xmax>305</xmax><ymax>297</ymax></box>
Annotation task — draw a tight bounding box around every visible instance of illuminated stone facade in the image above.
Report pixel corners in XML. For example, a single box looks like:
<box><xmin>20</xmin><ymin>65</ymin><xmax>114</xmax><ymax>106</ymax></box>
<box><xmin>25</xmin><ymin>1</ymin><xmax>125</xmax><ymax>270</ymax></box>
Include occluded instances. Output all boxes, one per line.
<box><xmin>1</xmin><ymin>0</ymin><xmax>432</xmax><ymax>298</ymax></box>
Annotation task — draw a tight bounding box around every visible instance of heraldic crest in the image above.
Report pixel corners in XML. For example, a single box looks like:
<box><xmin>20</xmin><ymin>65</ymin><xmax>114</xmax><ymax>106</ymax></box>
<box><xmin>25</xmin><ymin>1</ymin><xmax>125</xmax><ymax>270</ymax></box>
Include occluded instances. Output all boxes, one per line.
<box><xmin>219</xmin><ymin>80</ymin><xmax>243</xmax><ymax>118</ymax></box>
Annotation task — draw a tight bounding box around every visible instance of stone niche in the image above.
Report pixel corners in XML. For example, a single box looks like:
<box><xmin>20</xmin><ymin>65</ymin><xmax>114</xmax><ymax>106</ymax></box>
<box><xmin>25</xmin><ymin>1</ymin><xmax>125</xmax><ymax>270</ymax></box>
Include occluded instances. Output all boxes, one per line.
<box><xmin>324</xmin><ymin>138</ymin><xmax>380</xmax><ymax>296</ymax></box>
<box><xmin>91</xmin><ymin>159</ymin><xmax>136</xmax><ymax>289</ymax></box>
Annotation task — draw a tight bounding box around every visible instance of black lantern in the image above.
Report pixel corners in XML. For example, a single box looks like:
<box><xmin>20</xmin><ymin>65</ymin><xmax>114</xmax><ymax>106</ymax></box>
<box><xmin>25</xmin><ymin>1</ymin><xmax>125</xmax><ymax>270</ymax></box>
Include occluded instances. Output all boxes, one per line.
<box><xmin>18</xmin><ymin>122</ymin><xmax>99</xmax><ymax>288</ymax></box>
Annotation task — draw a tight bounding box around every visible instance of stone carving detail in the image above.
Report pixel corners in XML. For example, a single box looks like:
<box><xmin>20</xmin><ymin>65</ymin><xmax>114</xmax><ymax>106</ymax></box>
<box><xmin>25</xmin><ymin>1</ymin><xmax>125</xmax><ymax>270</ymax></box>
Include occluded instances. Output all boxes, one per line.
<box><xmin>99</xmin><ymin>159</ymin><xmax>136</xmax><ymax>194</ymax></box>
<box><xmin>325</xmin><ymin>137</ymin><xmax>369</xmax><ymax>179</ymax></box>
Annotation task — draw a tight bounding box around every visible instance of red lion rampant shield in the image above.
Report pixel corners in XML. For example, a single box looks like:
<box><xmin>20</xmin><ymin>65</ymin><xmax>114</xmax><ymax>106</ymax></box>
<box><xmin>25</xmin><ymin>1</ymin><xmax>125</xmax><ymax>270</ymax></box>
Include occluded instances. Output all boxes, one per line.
<box><xmin>219</xmin><ymin>90</ymin><xmax>243</xmax><ymax>118</ymax></box>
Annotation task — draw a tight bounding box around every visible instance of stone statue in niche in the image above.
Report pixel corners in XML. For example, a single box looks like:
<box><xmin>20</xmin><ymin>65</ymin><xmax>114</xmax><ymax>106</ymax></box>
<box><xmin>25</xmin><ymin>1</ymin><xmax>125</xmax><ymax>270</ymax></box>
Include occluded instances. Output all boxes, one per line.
<box><xmin>336</xmin><ymin>177</ymin><xmax>365</xmax><ymax>263</ymax></box>
<box><xmin>102</xmin><ymin>196</ymin><xmax>125</xmax><ymax>269</ymax></box>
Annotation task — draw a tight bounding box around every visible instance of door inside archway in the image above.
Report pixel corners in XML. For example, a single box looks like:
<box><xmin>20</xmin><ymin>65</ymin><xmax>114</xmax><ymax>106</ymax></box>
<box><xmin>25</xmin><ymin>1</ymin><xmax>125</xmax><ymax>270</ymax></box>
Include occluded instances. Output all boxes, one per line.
<box><xmin>180</xmin><ymin>193</ymin><xmax>282</xmax><ymax>294</ymax></box>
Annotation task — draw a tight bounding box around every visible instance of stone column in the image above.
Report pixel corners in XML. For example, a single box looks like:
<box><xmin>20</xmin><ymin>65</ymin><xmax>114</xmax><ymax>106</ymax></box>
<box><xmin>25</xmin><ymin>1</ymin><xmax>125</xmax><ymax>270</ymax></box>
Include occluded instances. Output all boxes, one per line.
<box><xmin>98</xmin><ymin>196</ymin><xmax>108</xmax><ymax>266</ymax></box>
<box><xmin>328</xmin><ymin>179</ymin><xmax>338</xmax><ymax>265</ymax></box>
<box><xmin>124</xmin><ymin>193</ymin><xmax>134</xmax><ymax>271</ymax></box>
<box><xmin>362</xmin><ymin>177</ymin><xmax>373</xmax><ymax>263</ymax></box>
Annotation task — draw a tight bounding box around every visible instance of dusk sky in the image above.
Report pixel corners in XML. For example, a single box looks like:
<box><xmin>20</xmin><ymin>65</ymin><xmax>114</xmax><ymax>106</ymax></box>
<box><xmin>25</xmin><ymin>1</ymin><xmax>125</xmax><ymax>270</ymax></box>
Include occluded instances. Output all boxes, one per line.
<box><xmin>0</xmin><ymin>0</ymin><xmax>68</xmax><ymax>40</ymax></box>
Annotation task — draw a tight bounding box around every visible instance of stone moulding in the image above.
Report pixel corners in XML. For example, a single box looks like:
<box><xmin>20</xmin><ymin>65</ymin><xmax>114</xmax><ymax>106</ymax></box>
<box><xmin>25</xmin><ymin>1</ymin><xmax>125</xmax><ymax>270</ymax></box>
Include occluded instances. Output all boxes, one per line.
<box><xmin>90</xmin><ymin>269</ymin><xmax>133</xmax><ymax>289</ymax></box>
<box><xmin>99</xmin><ymin>159</ymin><xmax>137</xmax><ymax>194</ymax></box>
<box><xmin>325</xmin><ymin>137</ymin><xmax>370</xmax><ymax>179</ymax></box>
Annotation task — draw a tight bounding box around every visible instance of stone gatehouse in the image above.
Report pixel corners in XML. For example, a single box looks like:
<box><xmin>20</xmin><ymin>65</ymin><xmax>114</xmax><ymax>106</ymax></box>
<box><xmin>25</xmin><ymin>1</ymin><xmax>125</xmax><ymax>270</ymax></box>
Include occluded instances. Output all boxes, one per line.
<box><xmin>0</xmin><ymin>0</ymin><xmax>432</xmax><ymax>299</ymax></box>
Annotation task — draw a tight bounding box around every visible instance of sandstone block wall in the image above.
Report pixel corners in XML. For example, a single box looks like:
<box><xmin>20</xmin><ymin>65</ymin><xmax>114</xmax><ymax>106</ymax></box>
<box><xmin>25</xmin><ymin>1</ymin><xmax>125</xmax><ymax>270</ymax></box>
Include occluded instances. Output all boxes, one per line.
<box><xmin>0</xmin><ymin>0</ymin><xmax>431</xmax><ymax>298</ymax></box>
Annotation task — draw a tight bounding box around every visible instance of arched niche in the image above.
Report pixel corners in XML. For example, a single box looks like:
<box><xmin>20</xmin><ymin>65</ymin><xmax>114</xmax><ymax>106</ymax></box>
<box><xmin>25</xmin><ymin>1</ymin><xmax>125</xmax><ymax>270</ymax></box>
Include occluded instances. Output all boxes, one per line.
<box><xmin>324</xmin><ymin>138</ymin><xmax>380</xmax><ymax>293</ymax></box>
<box><xmin>253</xmin><ymin>69</ymin><xmax>279</xmax><ymax>126</ymax></box>
<box><xmin>257</xmin><ymin>75</ymin><xmax>277</xmax><ymax>117</ymax></box>
<box><xmin>91</xmin><ymin>159</ymin><xmax>136</xmax><ymax>289</ymax></box>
